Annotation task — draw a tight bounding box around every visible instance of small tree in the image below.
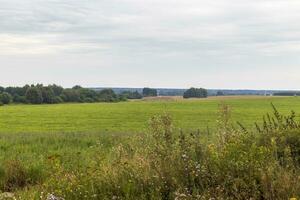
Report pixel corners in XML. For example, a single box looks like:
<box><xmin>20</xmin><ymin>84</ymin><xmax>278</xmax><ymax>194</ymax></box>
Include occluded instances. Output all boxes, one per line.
<box><xmin>0</xmin><ymin>92</ymin><xmax>12</xmax><ymax>104</ymax></box>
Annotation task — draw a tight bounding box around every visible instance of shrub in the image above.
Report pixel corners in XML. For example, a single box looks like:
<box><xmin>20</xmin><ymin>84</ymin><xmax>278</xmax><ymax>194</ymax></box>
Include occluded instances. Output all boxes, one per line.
<box><xmin>20</xmin><ymin>105</ymin><xmax>300</xmax><ymax>199</ymax></box>
<box><xmin>0</xmin><ymin>92</ymin><xmax>12</xmax><ymax>104</ymax></box>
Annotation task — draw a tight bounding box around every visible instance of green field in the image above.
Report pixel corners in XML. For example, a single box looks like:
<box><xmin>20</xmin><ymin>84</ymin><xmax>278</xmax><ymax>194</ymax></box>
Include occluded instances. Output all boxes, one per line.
<box><xmin>1</xmin><ymin>96</ymin><xmax>300</xmax><ymax>199</ymax></box>
<box><xmin>0</xmin><ymin>96</ymin><xmax>299</xmax><ymax>134</ymax></box>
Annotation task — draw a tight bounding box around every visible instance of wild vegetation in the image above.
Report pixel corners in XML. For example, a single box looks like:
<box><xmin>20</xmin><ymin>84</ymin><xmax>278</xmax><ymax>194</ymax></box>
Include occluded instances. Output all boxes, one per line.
<box><xmin>0</xmin><ymin>97</ymin><xmax>299</xmax><ymax>199</ymax></box>
<box><xmin>0</xmin><ymin>101</ymin><xmax>299</xmax><ymax>199</ymax></box>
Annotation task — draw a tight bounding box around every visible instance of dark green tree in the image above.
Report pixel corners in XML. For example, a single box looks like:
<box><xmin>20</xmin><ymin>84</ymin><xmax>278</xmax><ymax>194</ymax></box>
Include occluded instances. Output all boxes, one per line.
<box><xmin>72</xmin><ymin>85</ymin><xmax>82</xmax><ymax>90</ymax></box>
<box><xmin>183</xmin><ymin>87</ymin><xmax>208</xmax><ymax>98</ymax></box>
<box><xmin>122</xmin><ymin>91</ymin><xmax>143</xmax><ymax>99</ymax></box>
<box><xmin>0</xmin><ymin>87</ymin><xmax>4</xmax><ymax>93</ymax></box>
<box><xmin>48</xmin><ymin>84</ymin><xmax>64</xmax><ymax>96</ymax></box>
<box><xmin>143</xmin><ymin>88</ymin><xmax>157</xmax><ymax>97</ymax></box>
<box><xmin>98</xmin><ymin>89</ymin><xmax>118</xmax><ymax>102</ymax></box>
<box><xmin>0</xmin><ymin>92</ymin><xmax>12</xmax><ymax>104</ymax></box>
<box><xmin>60</xmin><ymin>89</ymin><xmax>81</xmax><ymax>102</ymax></box>
<box><xmin>41</xmin><ymin>87</ymin><xmax>56</xmax><ymax>104</ymax></box>
<box><xmin>25</xmin><ymin>87</ymin><xmax>43</xmax><ymax>104</ymax></box>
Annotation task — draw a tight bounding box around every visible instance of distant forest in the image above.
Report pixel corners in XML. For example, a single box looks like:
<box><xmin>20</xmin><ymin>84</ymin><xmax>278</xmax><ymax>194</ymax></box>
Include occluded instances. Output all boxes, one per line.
<box><xmin>0</xmin><ymin>85</ymin><xmax>299</xmax><ymax>105</ymax></box>
<box><xmin>0</xmin><ymin>84</ymin><xmax>145</xmax><ymax>105</ymax></box>
<box><xmin>103</xmin><ymin>88</ymin><xmax>300</xmax><ymax>97</ymax></box>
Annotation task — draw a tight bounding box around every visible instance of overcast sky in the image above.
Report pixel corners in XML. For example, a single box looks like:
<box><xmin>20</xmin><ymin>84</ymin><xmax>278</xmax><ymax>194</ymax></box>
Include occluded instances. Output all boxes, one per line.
<box><xmin>0</xmin><ymin>0</ymin><xmax>300</xmax><ymax>89</ymax></box>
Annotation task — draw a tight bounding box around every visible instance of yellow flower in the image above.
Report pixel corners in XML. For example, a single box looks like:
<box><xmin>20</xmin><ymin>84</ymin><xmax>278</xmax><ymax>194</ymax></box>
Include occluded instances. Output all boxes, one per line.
<box><xmin>290</xmin><ymin>198</ymin><xmax>297</xmax><ymax>200</ymax></box>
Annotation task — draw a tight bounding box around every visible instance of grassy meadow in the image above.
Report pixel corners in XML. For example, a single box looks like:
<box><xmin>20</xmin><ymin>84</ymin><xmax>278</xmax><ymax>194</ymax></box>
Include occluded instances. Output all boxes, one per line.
<box><xmin>0</xmin><ymin>96</ymin><xmax>299</xmax><ymax>134</ymax></box>
<box><xmin>0</xmin><ymin>96</ymin><xmax>300</xmax><ymax>199</ymax></box>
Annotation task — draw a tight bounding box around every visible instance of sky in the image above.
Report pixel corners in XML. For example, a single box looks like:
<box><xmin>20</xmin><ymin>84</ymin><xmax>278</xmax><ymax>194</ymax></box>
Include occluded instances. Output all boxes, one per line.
<box><xmin>0</xmin><ymin>0</ymin><xmax>300</xmax><ymax>90</ymax></box>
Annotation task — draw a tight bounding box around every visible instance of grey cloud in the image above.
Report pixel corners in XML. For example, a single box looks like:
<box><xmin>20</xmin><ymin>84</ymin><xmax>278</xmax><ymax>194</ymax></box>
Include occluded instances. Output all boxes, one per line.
<box><xmin>1</xmin><ymin>0</ymin><xmax>299</xmax><ymax>56</ymax></box>
<box><xmin>0</xmin><ymin>0</ymin><xmax>300</xmax><ymax>89</ymax></box>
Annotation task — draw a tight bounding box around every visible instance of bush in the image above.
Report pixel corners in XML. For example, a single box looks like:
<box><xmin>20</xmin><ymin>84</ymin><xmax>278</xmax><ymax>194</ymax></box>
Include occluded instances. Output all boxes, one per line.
<box><xmin>0</xmin><ymin>92</ymin><xmax>12</xmax><ymax>104</ymax></box>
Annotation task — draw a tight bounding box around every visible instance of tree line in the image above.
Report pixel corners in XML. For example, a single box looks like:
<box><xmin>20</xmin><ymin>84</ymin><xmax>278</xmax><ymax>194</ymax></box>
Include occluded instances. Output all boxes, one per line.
<box><xmin>0</xmin><ymin>84</ymin><xmax>147</xmax><ymax>105</ymax></box>
<box><xmin>273</xmin><ymin>92</ymin><xmax>300</xmax><ymax>96</ymax></box>
<box><xmin>0</xmin><ymin>85</ymin><xmax>209</xmax><ymax>105</ymax></box>
<box><xmin>143</xmin><ymin>87</ymin><xmax>209</xmax><ymax>98</ymax></box>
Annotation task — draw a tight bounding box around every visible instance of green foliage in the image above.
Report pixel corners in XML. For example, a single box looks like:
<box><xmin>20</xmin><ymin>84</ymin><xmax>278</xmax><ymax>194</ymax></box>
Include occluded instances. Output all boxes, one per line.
<box><xmin>41</xmin><ymin>87</ymin><xmax>56</xmax><ymax>104</ymax></box>
<box><xmin>49</xmin><ymin>84</ymin><xmax>64</xmax><ymax>96</ymax></box>
<box><xmin>0</xmin><ymin>92</ymin><xmax>12</xmax><ymax>104</ymax></box>
<box><xmin>0</xmin><ymin>160</ymin><xmax>44</xmax><ymax>192</ymax></box>
<box><xmin>122</xmin><ymin>91</ymin><xmax>143</xmax><ymax>99</ymax></box>
<box><xmin>72</xmin><ymin>85</ymin><xmax>82</xmax><ymax>90</ymax></box>
<box><xmin>1</xmin><ymin>109</ymin><xmax>287</xmax><ymax>198</ymax></box>
<box><xmin>98</xmin><ymin>89</ymin><xmax>119</xmax><ymax>102</ymax></box>
<box><xmin>183</xmin><ymin>87</ymin><xmax>207</xmax><ymax>98</ymax></box>
<box><xmin>0</xmin><ymin>97</ymin><xmax>299</xmax><ymax>134</ymax></box>
<box><xmin>4</xmin><ymin>104</ymin><xmax>299</xmax><ymax>199</ymax></box>
<box><xmin>53</xmin><ymin>96</ymin><xmax>63</xmax><ymax>104</ymax></box>
<box><xmin>0</xmin><ymin>87</ymin><xmax>4</xmax><ymax>93</ymax></box>
<box><xmin>143</xmin><ymin>88</ymin><xmax>158</xmax><ymax>97</ymax></box>
<box><xmin>61</xmin><ymin>89</ymin><xmax>81</xmax><ymax>102</ymax></box>
<box><xmin>25</xmin><ymin>87</ymin><xmax>43</xmax><ymax>104</ymax></box>
<box><xmin>0</xmin><ymin>84</ymin><xmax>127</xmax><ymax>105</ymax></box>
<box><xmin>13</xmin><ymin>95</ymin><xmax>27</xmax><ymax>104</ymax></box>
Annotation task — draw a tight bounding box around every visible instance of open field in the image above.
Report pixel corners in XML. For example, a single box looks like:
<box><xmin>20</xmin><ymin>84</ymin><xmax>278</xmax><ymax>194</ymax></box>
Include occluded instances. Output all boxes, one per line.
<box><xmin>1</xmin><ymin>96</ymin><xmax>300</xmax><ymax>199</ymax></box>
<box><xmin>0</xmin><ymin>96</ymin><xmax>299</xmax><ymax>134</ymax></box>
